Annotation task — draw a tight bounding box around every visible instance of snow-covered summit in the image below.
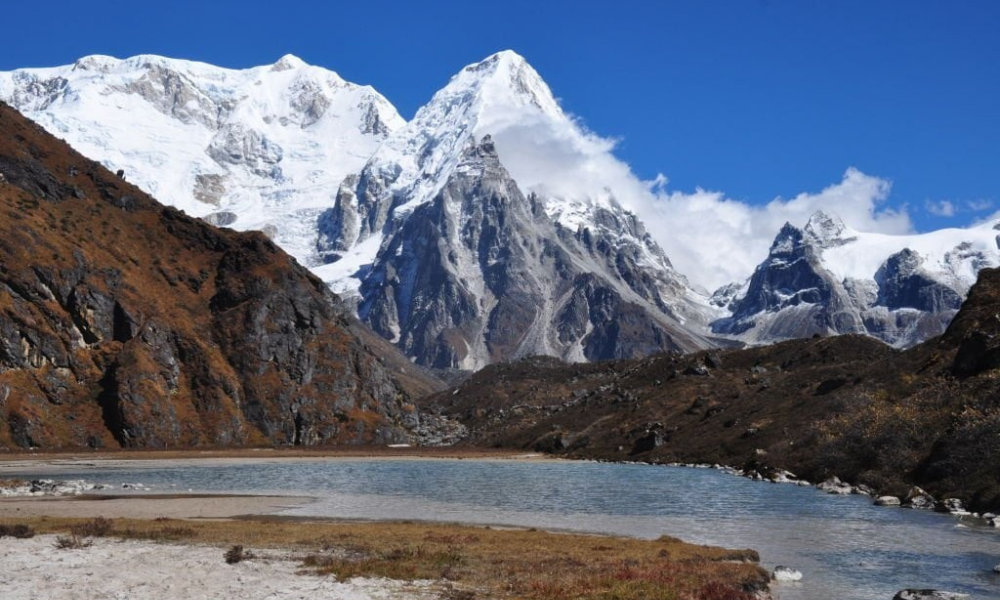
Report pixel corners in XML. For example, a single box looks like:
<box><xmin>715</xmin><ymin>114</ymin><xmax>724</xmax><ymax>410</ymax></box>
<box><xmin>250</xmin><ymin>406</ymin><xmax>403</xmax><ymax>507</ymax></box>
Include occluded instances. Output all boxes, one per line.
<box><xmin>315</xmin><ymin>51</ymin><xmax>720</xmax><ymax>367</ymax></box>
<box><xmin>321</xmin><ymin>51</ymin><xmax>696</xmax><ymax>301</ymax></box>
<box><xmin>0</xmin><ymin>54</ymin><xmax>403</xmax><ymax>266</ymax></box>
<box><xmin>330</xmin><ymin>50</ymin><xmax>565</xmax><ymax>236</ymax></box>
<box><xmin>715</xmin><ymin>209</ymin><xmax>1000</xmax><ymax>347</ymax></box>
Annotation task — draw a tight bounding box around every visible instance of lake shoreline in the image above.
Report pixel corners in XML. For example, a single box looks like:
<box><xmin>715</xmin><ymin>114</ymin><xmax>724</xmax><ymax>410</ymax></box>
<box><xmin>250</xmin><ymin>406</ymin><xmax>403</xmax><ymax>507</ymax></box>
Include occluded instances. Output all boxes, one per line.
<box><xmin>0</xmin><ymin>514</ymin><xmax>772</xmax><ymax>600</ymax></box>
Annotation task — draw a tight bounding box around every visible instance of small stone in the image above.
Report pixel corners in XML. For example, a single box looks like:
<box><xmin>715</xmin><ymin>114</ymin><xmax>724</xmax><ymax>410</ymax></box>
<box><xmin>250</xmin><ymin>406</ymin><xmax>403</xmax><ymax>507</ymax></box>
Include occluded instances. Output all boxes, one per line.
<box><xmin>772</xmin><ymin>566</ymin><xmax>803</xmax><ymax>582</ymax></box>
<box><xmin>875</xmin><ymin>496</ymin><xmax>902</xmax><ymax>507</ymax></box>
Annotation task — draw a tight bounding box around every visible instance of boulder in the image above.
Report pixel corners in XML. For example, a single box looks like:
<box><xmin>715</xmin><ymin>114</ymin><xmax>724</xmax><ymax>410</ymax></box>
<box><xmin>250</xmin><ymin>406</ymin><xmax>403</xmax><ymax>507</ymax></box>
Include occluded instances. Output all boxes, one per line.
<box><xmin>904</xmin><ymin>486</ymin><xmax>936</xmax><ymax>510</ymax></box>
<box><xmin>772</xmin><ymin>566</ymin><xmax>803</xmax><ymax>582</ymax></box>
<box><xmin>892</xmin><ymin>590</ymin><xmax>969</xmax><ymax>600</ymax></box>
<box><xmin>817</xmin><ymin>476</ymin><xmax>853</xmax><ymax>495</ymax></box>
<box><xmin>935</xmin><ymin>498</ymin><xmax>969</xmax><ymax>515</ymax></box>
<box><xmin>684</xmin><ymin>364</ymin><xmax>711</xmax><ymax>376</ymax></box>
<box><xmin>630</xmin><ymin>430</ymin><xmax>663</xmax><ymax>455</ymax></box>
<box><xmin>875</xmin><ymin>496</ymin><xmax>902</xmax><ymax>507</ymax></box>
<box><xmin>853</xmin><ymin>484</ymin><xmax>875</xmax><ymax>496</ymax></box>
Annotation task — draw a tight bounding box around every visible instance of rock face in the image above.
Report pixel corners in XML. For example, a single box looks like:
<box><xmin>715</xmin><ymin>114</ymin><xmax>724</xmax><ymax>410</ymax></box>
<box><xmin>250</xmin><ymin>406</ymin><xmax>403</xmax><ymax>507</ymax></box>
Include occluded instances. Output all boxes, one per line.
<box><xmin>350</xmin><ymin>136</ymin><xmax>711</xmax><ymax>369</ymax></box>
<box><xmin>317</xmin><ymin>52</ymin><xmax>720</xmax><ymax>369</ymax></box>
<box><xmin>714</xmin><ymin>211</ymin><xmax>997</xmax><ymax>348</ymax></box>
<box><xmin>0</xmin><ymin>101</ymin><xmax>441</xmax><ymax>449</ymax></box>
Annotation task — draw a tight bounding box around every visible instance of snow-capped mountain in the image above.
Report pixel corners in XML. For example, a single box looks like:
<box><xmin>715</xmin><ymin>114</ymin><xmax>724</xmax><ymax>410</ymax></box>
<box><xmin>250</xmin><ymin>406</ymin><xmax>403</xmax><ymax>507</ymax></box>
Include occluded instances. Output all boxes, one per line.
<box><xmin>713</xmin><ymin>210</ymin><xmax>1000</xmax><ymax>347</ymax></box>
<box><xmin>14</xmin><ymin>51</ymin><xmax>993</xmax><ymax>367</ymax></box>
<box><xmin>315</xmin><ymin>51</ymin><xmax>720</xmax><ymax>369</ymax></box>
<box><xmin>0</xmin><ymin>51</ymin><xmax>720</xmax><ymax>369</ymax></box>
<box><xmin>0</xmin><ymin>54</ymin><xmax>403</xmax><ymax>264</ymax></box>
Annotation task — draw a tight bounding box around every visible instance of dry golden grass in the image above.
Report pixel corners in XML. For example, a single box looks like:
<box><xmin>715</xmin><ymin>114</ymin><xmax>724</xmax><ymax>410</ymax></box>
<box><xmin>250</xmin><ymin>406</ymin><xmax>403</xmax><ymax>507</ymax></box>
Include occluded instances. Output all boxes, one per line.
<box><xmin>4</xmin><ymin>516</ymin><xmax>768</xmax><ymax>600</ymax></box>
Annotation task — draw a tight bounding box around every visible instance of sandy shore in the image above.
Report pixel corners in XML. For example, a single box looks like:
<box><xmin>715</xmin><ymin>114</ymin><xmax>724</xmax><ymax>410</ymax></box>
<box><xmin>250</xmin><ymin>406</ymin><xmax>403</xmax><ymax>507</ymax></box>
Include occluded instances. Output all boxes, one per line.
<box><xmin>0</xmin><ymin>494</ymin><xmax>310</xmax><ymax>519</ymax></box>
<box><xmin>0</xmin><ymin>449</ymin><xmax>553</xmax><ymax>478</ymax></box>
<box><xmin>0</xmin><ymin>534</ymin><xmax>441</xmax><ymax>600</ymax></box>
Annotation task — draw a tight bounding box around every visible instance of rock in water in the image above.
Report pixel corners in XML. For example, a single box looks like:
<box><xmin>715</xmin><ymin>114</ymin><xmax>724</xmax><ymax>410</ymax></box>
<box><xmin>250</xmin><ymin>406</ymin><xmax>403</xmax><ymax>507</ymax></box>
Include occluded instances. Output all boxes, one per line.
<box><xmin>772</xmin><ymin>566</ymin><xmax>803</xmax><ymax>582</ymax></box>
<box><xmin>875</xmin><ymin>496</ymin><xmax>902</xmax><ymax>507</ymax></box>
<box><xmin>935</xmin><ymin>498</ymin><xmax>968</xmax><ymax>514</ymax></box>
<box><xmin>904</xmin><ymin>487</ymin><xmax>936</xmax><ymax>510</ymax></box>
<box><xmin>817</xmin><ymin>476</ymin><xmax>853</xmax><ymax>495</ymax></box>
<box><xmin>892</xmin><ymin>590</ymin><xmax>969</xmax><ymax>600</ymax></box>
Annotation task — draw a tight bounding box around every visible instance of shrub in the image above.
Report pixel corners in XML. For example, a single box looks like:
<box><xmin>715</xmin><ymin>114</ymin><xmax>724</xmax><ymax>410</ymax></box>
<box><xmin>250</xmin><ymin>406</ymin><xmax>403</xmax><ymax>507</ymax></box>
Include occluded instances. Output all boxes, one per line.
<box><xmin>0</xmin><ymin>523</ymin><xmax>35</xmax><ymax>539</ymax></box>
<box><xmin>54</xmin><ymin>534</ymin><xmax>93</xmax><ymax>550</ymax></box>
<box><xmin>70</xmin><ymin>517</ymin><xmax>114</xmax><ymax>538</ymax></box>
<box><xmin>224</xmin><ymin>545</ymin><xmax>253</xmax><ymax>564</ymax></box>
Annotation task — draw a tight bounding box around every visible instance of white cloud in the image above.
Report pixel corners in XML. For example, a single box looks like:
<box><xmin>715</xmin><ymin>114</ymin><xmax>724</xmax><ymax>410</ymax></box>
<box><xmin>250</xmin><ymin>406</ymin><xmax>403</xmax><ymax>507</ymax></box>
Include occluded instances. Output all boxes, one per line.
<box><xmin>925</xmin><ymin>199</ymin><xmax>956</xmax><ymax>217</ymax></box>
<box><xmin>637</xmin><ymin>169</ymin><xmax>912</xmax><ymax>291</ymax></box>
<box><xmin>967</xmin><ymin>199</ymin><xmax>994</xmax><ymax>212</ymax></box>
<box><xmin>488</xmin><ymin>108</ymin><xmax>914</xmax><ymax>292</ymax></box>
<box><xmin>925</xmin><ymin>198</ymin><xmax>994</xmax><ymax>218</ymax></box>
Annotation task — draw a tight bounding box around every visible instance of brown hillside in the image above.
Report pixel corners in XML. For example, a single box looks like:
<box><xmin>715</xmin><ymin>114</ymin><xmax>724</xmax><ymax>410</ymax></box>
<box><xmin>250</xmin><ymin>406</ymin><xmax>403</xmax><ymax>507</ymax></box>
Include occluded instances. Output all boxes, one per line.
<box><xmin>425</xmin><ymin>268</ymin><xmax>1000</xmax><ymax>510</ymax></box>
<box><xmin>0</xmin><ymin>101</ymin><xmax>441</xmax><ymax>449</ymax></box>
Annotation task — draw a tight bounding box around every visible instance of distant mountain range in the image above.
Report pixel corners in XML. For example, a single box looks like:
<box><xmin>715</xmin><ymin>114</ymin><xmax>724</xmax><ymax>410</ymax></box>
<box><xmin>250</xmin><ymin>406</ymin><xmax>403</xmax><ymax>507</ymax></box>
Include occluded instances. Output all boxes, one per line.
<box><xmin>3</xmin><ymin>52</ymin><xmax>997</xmax><ymax>367</ymax></box>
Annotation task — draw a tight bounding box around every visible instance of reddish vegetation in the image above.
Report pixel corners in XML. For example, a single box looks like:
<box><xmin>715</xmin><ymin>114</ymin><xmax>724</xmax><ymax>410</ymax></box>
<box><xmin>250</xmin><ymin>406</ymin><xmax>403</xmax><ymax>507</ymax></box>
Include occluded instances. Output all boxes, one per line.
<box><xmin>0</xmin><ymin>101</ymin><xmax>440</xmax><ymax>449</ymax></box>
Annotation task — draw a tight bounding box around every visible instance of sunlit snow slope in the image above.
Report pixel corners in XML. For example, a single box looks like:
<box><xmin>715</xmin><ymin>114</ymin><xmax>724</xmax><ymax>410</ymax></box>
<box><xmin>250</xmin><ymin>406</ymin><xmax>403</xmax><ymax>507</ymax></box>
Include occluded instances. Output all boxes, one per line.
<box><xmin>0</xmin><ymin>54</ymin><xmax>403</xmax><ymax>265</ymax></box>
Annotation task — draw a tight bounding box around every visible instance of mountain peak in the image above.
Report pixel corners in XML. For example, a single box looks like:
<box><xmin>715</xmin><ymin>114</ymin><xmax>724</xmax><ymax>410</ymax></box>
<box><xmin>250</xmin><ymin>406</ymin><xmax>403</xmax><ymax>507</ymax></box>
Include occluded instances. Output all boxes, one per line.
<box><xmin>464</xmin><ymin>49</ymin><xmax>529</xmax><ymax>72</ymax></box>
<box><xmin>804</xmin><ymin>210</ymin><xmax>854</xmax><ymax>249</ymax></box>
<box><xmin>805</xmin><ymin>210</ymin><xmax>846</xmax><ymax>237</ymax></box>
<box><xmin>72</xmin><ymin>54</ymin><xmax>120</xmax><ymax>72</ymax></box>
<box><xmin>272</xmin><ymin>54</ymin><xmax>307</xmax><ymax>72</ymax></box>
<box><xmin>443</xmin><ymin>50</ymin><xmax>561</xmax><ymax>122</ymax></box>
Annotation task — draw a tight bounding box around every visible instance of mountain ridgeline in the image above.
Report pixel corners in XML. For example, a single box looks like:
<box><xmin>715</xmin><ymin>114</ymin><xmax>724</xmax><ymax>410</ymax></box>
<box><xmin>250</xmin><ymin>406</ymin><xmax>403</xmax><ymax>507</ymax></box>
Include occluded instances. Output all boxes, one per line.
<box><xmin>0</xmin><ymin>100</ymin><xmax>442</xmax><ymax>449</ymax></box>
<box><xmin>713</xmin><ymin>211</ymin><xmax>998</xmax><ymax>348</ymax></box>
<box><xmin>2</xmin><ymin>51</ymin><xmax>998</xmax><ymax>368</ymax></box>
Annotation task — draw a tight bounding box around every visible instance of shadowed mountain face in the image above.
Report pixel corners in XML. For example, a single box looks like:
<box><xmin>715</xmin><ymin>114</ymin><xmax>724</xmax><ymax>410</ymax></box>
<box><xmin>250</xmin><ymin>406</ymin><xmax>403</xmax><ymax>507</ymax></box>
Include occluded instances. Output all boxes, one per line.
<box><xmin>351</xmin><ymin>137</ymin><xmax>713</xmax><ymax>370</ymax></box>
<box><xmin>0</xmin><ymin>101</ymin><xmax>441</xmax><ymax>449</ymax></box>
<box><xmin>423</xmin><ymin>267</ymin><xmax>1000</xmax><ymax>511</ymax></box>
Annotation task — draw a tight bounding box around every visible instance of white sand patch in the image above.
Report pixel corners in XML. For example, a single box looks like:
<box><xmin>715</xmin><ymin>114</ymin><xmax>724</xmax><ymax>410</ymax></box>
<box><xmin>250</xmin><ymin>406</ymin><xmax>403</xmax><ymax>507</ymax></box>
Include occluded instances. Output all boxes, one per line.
<box><xmin>0</xmin><ymin>535</ymin><xmax>440</xmax><ymax>600</ymax></box>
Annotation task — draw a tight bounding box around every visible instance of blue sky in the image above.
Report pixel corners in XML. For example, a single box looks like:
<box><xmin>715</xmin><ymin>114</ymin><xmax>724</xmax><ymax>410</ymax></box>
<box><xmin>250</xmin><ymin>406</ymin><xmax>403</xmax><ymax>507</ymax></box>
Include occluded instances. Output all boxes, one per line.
<box><xmin>3</xmin><ymin>0</ymin><xmax>997</xmax><ymax>232</ymax></box>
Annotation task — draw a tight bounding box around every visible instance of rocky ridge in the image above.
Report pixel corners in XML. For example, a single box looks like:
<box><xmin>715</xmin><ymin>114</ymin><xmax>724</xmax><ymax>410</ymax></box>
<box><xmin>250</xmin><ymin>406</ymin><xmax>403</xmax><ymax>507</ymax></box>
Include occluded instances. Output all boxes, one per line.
<box><xmin>714</xmin><ymin>211</ymin><xmax>1000</xmax><ymax>347</ymax></box>
<box><xmin>0</xmin><ymin>100</ymin><xmax>441</xmax><ymax>449</ymax></box>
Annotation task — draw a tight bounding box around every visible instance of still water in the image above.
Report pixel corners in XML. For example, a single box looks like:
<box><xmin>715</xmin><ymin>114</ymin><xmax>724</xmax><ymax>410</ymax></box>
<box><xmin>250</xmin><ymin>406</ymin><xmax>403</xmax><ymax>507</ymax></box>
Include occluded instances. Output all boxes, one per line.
<box><xmin>18</xmin><ymin>458</ymin><xmax>1000</xmax><ymax>599</ymax></box>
